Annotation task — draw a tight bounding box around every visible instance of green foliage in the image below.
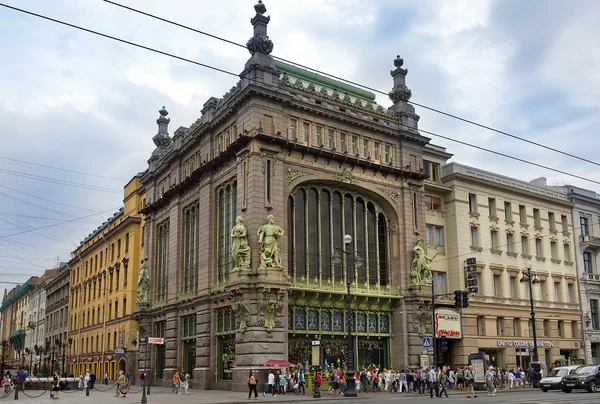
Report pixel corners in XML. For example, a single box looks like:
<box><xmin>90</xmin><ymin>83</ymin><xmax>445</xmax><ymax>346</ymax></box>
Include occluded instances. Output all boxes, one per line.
<box><xmin>41</xmin><ymin>363</ymin><xmax>49</xmax><ymax>377</ymax></box>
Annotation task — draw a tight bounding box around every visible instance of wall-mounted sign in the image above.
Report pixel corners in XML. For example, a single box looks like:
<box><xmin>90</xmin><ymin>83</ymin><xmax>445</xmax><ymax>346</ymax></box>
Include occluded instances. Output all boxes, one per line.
<box><xmin>497</xmin><ymin>340</ymin><xmax>554</xmax><ymax>347</ymax></box>
<box><xmin>434</xmin><ymin>307</ymin><xmax>462</xmax><ymax>339</ymax></box>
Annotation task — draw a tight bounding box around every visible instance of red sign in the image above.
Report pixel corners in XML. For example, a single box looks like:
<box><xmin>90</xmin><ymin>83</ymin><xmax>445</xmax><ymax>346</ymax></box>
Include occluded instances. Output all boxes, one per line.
<box><xmin>147</xmin><ymin>337</ymin><xmax>164</xmax><ymax>344</ymax></box>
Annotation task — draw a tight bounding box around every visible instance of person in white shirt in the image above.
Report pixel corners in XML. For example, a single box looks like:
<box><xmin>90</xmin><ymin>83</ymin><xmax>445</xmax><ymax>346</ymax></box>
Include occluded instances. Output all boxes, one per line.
<box><xmin>508</xmin><ymin>370</ymin><xmax>516</xmax><ymax>389</ymax></box>
<box><xmin>485</xmin><ymin>367</ymin><xmax>497</xmax><ymax>397</ymax></box>
<box><xmin>428</xmin><ymin>368</ymin><xmax>439</xmax><ymax>398</ymax></box>
<box><xmin>264</xmin><ymin>370</ymin><xmax>276</xmax><ymax>397</ymax></box>
<box><xmin>448</xmin><ymin>369</ymin><xmax>455</xmax><ymax>390</ymax></box>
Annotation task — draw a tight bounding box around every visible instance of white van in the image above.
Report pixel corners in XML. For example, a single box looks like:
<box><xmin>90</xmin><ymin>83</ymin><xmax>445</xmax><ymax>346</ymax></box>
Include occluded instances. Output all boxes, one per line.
<box><xmin>540</xmin><ymin>365</ymin><xmax>580</xmax><ymax>392</ymax></box>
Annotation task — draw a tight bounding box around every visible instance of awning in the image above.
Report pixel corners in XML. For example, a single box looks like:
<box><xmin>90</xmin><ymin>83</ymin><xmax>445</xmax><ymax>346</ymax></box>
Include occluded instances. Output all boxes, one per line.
<box><xmin>260</xmin><ymin>360</ymin><xmax>293</xmax><ymax>367</ymax></box>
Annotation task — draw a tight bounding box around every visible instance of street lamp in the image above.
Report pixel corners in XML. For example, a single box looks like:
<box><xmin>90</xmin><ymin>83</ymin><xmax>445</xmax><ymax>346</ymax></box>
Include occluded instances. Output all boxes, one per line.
<box><xmin>520</xmin><ymin>261</ymin><xmax>541</xmax><ymax>386</ymax></box>
<box><xmin>332</xmin><ymin>234</ymin><xmax>363</xmax><ymax>398</ymax></box>
<box><xmin>56</xmin><ymin>339</ymin><xmax>72</xmax><ymax>377</ymax></box>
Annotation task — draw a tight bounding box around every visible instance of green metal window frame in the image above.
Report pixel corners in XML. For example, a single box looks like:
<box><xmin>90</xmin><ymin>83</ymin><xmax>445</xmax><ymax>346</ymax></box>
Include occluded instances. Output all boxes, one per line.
<box><xmin>215</xmin><ymin>308</ymin><xmax>235</xmax><ymax>381</ymax></box>
<box><xmin>153</xmin><ymin>321</ymin><xmax>166</xmax><ymax>380</ymax></box>
<box><xmin>182</xmin><ymin>203</ymin><xmax>199</xmax><ymax>294</ymax></box>
<box><xmin>156</xmin><ymin>221</ymin><xmax>169</xmax><ymax>302</ymax></box>
<box><xmin>216</xmin><ymin>179</ymin><xmax>237</xmax><ymax>284</ymax></box>
<box><xmin>181</xmin><ymin>315</ymin><xmax>196</xmax><ymax>376</ymax></box>
<box><xmin>288</xmin><ymin>305</ymin><xmax>391</xmax><ymax>337</ymax></box>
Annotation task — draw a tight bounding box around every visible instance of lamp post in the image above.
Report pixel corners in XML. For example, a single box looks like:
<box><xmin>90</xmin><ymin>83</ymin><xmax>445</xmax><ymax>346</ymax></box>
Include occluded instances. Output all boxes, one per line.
<box><xmin>56</xmin><ymin>339</ymin><xmax>72</xmax><ymax>376</ymax></box>
<box><xmin>520</xmin><ymin>262</ymin><xmax>541</xmax><ymax>386</ymax></box>
<box><xmin>332</xmin><ymin>234</ymin><xmax>363</xmax><ymax>398</ymax></box>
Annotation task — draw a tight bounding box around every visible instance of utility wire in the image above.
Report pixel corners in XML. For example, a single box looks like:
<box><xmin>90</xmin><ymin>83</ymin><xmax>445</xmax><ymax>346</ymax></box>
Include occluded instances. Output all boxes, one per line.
<box><xmin>0</xmin><ymin>167</ymin><xmax>121</xmax><ymax>194</ymax></box>
<box><xmin>0</xmin><ymin>212</ymin><xmax>98</xmax><ymax>223</ymax></box>
<box><xmin>101</xmin><ymin>0</ymin><xmax>600</xmax><ymax>169</ymax></box>
<box><xmin>0</xmin><ymin>191</ymin><xmax>78</xmax><ymax>218</ymax></box>
<box><xmin>3</xmin><ymin>2</ymin><xmax>599</xmax><ymax>190</ymax></box>
<box><xmin>0</xmin><ymin>184</ymin><xmax>106</xmax><ymax>213</ymax></box>
<box><xmin>0</xmin><ymin>155</ymin><xmax>126</xmax><ymax>182</ymax></box>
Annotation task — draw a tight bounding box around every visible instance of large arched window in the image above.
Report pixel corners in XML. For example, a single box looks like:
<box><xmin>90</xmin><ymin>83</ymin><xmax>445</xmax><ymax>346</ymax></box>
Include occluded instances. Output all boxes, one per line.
<box><xmin>287</xmin><ymin>186</ymin><xmax>389</xmax><ymax>286</ymax></box>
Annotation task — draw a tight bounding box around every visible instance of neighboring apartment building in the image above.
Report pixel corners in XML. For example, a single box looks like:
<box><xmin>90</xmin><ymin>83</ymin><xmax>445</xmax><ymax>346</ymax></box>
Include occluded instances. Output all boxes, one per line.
<box><xmin>68</xmin><ymin>174</ymin><xmax>145</xmax><ymax>379</ymax></box>
<box><xmin>138</xmin><ymin>1</ymin><xmax>442</xmax><ymax>391</ymax></box>
<box><xmin>45</xmin><ymin>263</ymin><xmax>70</xmax><ymax>374</ymax></box>
<box><xmin>25</xmin><ymin>267</ymin><xmax>59</xmax><ymax>372</ymax></box>
<box><xmin>564</xmin><ymin>185</ymin><xmax>600</xmax><ymax>364</ymax></box>
<box><xmin>427</xmin><ymin>161</ymin><xmax>582</xmax><ymax>369</ymax></box>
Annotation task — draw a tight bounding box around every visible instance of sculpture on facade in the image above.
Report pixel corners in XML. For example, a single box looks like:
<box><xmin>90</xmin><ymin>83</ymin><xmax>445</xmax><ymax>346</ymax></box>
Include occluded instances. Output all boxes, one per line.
<box><xmin>232</xmin><ymin>296</ymin><xmax>250</xmax><ymax>333</ymax></box>
<box><xmin>231</xmin><ymin>216</ymin><xmax>251</xmax><ymax>269</ymax></box>
<box><xmin>414</xmin><ymin>302</ymin><xmax>429</xmax><ymax>337</ymax></box>
<box><xmin>137</xmin><ymin>263</ymin><xmax>150</xmax><ymax>303</ymax></box>
<box><xmin>264</xmin><ymin>294</ymin><xmax>278</xmax><ymax>332</ymax></box>
<box><xmin>257</xmin><ymin>215</ymin><xmax>284</xmax><ymax>269</ymax></box>
<box><xmin>411</xmin><ymin>239</ymin><xmax>436</xmax><ymax>285</ymax></box>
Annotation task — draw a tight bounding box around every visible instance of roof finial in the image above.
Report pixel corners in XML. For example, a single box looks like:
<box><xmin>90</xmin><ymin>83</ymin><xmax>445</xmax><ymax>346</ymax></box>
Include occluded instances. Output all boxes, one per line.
<box><xmin>394</xmin><ymin>55</ymin><xmax>404</xmax><ymax>68</ymax></box>
<box><xmin>254</xmin><ymin>0</ymin><xmax>267</xmax><ymax>15</ymax></box>
<box><xmin>153</xmin><ymin>106</ymin><xmax>171</xmax><ymax>148</ymax></box>
<box><xmin>389</xmin><ymin>54</ymin><xmax>411</xmax><ymax>103</ymax></box>
<box><xmin>247</xmin><ymin>0</ymin><xmax>273</xmax><ymax>55</ymax></box>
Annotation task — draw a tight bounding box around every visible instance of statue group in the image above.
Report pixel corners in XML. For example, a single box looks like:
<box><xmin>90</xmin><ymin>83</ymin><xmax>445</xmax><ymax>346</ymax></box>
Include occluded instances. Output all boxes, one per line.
<box><xmin>231</xmin><ymin>214</ymin><xmax>285</xmax><ymax>270</ymax></box>
<box><xmin>411</xmin><ymin>238</ymin><xmax>436</xmax><ymax>285</ymax></box>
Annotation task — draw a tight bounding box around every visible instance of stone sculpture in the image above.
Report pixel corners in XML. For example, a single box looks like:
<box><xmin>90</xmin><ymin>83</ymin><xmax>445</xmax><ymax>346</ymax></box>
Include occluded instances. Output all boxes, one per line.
<box><xmin>231</xmin><ymin>216</ymin><xmax>251</xmax><ymax>269</ymax></box>
<box><xmin>264</xmin><ymin>294</ymin><xmax>278</xmax><ymax>332</ymax></box>
<box><xmin>232</xmin><ymin>296</ymin><xmax>249</xmax><ymax>333</ymax></box>
<box><xmin>257</xmin><ymin>215</ymin><xmax>284</xmax><ymax>269</ymax></box>
<box><xmin>137</xmin><ymin>263</ymin><xmax>149</xmax><ymax>303</ymax></box>
<box><xmin>411</xmin><ymin>239</ymin><xmax>436</xmax><ymax>285</ymax></box>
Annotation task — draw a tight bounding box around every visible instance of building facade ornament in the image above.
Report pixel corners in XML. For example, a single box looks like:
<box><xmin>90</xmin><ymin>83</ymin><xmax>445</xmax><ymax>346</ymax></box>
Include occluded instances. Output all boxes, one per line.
<box><xmin>334</xmin><ymin>168</ymin><xmax>359</xmax><ymax>185</ymax></box>
<box><xmin>378</xmin><ymin>188</ymin><xmax>400</xmax><ymax>206</ymax></box>
<box><xmin>287</xmin><ymin>168</ymin><xmax>312</xmax><ymax>184</ymax></box>
<box><xmin>137</xmin><ymin>263</ymin><xmax>149</xmax><ymax>303</ymax></box>
<box><xmin>231</xmin><ymin>216</ymin><xmax>251</xmax><ymax>270</ymax></box>
<box><xmin>231</xmin><ymin>296</ymin><xmax>250</xmax><ymax>333</ymax></box>
<box><xmin>411</xmin><ymin>239</ymin><xmax>435</xmax><ymax>285</ymax></box>
<box><xmin>257</xmin><ymin>215</ymin><xmax>284</xmax><ymax>269</ymax></box>
<box><xmin>152</xmin><ymin>106</ymin><xmax>171</xmax><ymax>148</ymax></box>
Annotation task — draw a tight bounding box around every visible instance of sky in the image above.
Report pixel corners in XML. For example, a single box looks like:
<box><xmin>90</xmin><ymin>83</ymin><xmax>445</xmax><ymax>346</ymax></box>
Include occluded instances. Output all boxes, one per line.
<box><xmin>0</xmin><ymin>0</ymin><xmax>599</xmax><ymax>287</ymax></box>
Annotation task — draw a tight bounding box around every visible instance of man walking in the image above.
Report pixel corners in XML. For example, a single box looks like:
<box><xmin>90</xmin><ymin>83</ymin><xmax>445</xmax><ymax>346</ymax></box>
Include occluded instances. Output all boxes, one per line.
<box><xmin>486</xmin><ymin>366</ymin><xmax>497</xmax><ymax>397</ymax></box>
<box><xmin>428</xmin><ymin>367</ymin><xmax>439</xmax><ymax>398</ymax></box>
<box><xmin>439</xmin><ymin>369</ymin><xmax>449</xmax><ymax>398</ymax></box>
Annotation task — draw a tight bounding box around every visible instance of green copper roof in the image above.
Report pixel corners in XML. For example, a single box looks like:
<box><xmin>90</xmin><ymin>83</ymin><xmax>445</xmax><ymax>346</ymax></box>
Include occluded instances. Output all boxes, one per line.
<box><xmin>0</xmin><ymin>278</ymin><xmax>33</xmax><ymax>313</ymax></box>
<box><xmin>275</xmin><ymin>61</ymin><xmax>376</xmax><ymax>102</ymax></box>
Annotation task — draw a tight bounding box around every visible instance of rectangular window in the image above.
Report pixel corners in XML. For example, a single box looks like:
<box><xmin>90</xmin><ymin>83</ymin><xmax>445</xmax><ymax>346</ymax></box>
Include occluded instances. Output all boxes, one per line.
<box><xmin>571</xmin><ymin>322</ymin><xmax>577</xmax><ymax>338</ymax></box>
<box><xmin>584</xmin><ymin>251</ymin><xmax>593</xmax><ymax>273</ymax></box>
<box><xmin>548</xmin><ymin>212</ymin><xmax>555</xmax><ymax>231</ymax></box>
<box><xmin>493</xmin><ymin>275</ymin><xmax>502</xmax><ymax>297</ymax></box>
<box><xmin>557</xmin><ymin>320</ymin><xmax>563</xmax><ymax>337</ymax></box>
<box><xmin>471</xmin><ymin>227</ymin><xmax>479</xmax><ymax>247</ymax></box>
<box><xmin>528</xmin><ymin>319</ymin><xmax>533</xmax><ymax>337</ymax></box>
<box><xmin>519</xmin><ymin>205</ymin><xmax>527</xmax><ymax>223</ymax></box>
<box><xmin>315</xmin><ymin>125</ymin><xmax>323</xmax><ymax>146</ymax></box>
<box><xmin>225</xmin><ymin>128</ymin><xmax>231</xmax><ymax>146</ymax></box>
<box><xmin>592</xmin><ymin>299</ymin><xmax>599</xmax><ymax>330</ymax></box>
<box><xmin>533</xmin><ymin>208</ymin><xmax>541</xmax><ymax>227</ymax></box>
<box><xmin>507</xmin><ymin>233</ymin><xmax>514</xmax><ymax>253</ymax></box>
<box><xmin>289</xmin><ymin>118</ymin><xmax>298</xmax><ymax>140</ymax></box>
<box><xmin>551</xmin><ymin>241</ymin><xmax>558</xmax><ymax>259</ymax></box>
<box><xmin>183</xmin><ymin>203</ymin><xmax>199</xmax><ymax>294</ymax></box>
<box><xmin>373</xmin><ymin>142</ymin><xmax>381</xmax><ymax>162</ymax></box>
<box><xmin>362</xmin><ymin>138</ymin><xmax>370</xmax><ymax>158</ymax></box>
<box><xmin>581</xmin><ymin>216</ymin><xmax>590</xmax><ymax>236</ymax></box>
<box><xmin>423</xmin><ymin>160</ymin><xmax>440</xmax><ymax>182</ymax></box>
<box><xmin>111</xmin><ymin>244</ymin><xmax>115</xmax><ymax>261</ymax></box>
<box><xmin>327</xmin><ymin>128</ymin><xmax>335</xmax><ymax>149</ymax></box>
<box><xmin>468</xmin><ymin>193</ymin><xmax>477</xmax><ymax>213</ymax></box>
<box><xmin>301</xmin><ymin>122</ymin><xmax>310</xmax><ymax>144</ymax></box>
<box><xmin>568</xmin><ymin>283</ymin><xmax>575</xmax><ymax>303</ymax></box>
<box><xmin>424</xmin><ymin>195</ymin><xmax>442</xmax><ymax>211</ymax></box>
<box><xmin>509</xmin><ymin>276</ymin><xmax>517</xmax><ymax>298</ymax></box>
<box><xmin>340</xmin><ymin>132</ymin><xmax>348</xmax><ymax>153</ymax></box>
<box><xmin>426</xmin><ymin>224</ymin><xmax>444</xmax><ymax>246</ymax></box>
<box><xmin>488</xmin><ymin>198</ymin><xmax>496</xmax><ymax>217</ymax></box>
<box><xmin>521</xmin><ymin>236</ymin><xmax>529</xmax><ymax>254</ymax></box>
<box><xmin>409</xmin><ymin>154</ymin><xmax>417</xmax><ymax>170</ymax></box>
<box><xmin>564</xmin><ymin>244</ymin><xmax>571</xmax><ymax>262</ymax></box>
<box><xmin>117</xmin><ymin>239</ymin><xmax>121</xmax><ymax>257</ymax></box>
<box><xmin>535</xmin><ymin>238</ymin><xmax>543</xmax><ymax>257</ymax></box>
<box><xmin>156</xmin><ymin>221</ymin><xmax>170</xmax><ymax>302</ymax></box>
<box><xmin>513</xmin><ymin>318</ymin><xmax>520</xmax><ymax>336</ymax></box>
<box><xmin>351</xmin><ymin>135</ymin><xmax>359</xmax><ymax>155</ymax></box>
<box><xmin>217</xmin><ymin>181</ymin><xmax>237</xmax><ymax>284</ymax></box>
<box><xmin>496</xmin><ymin>317</ymin><xmax>504</xmax><ymax>336</ymax></box>
<box><xmin>384</xmin><ymin>144</ymin><xmax>391</xmax><ymax>163</ymax></box>
<box><xmin>562</xmin><ymin>215</ymin><xmax>569</xmax><ymax>232</ymax></box>
<box><xmin>125</xmin><ymin>233</ymin><xmax>129</xmax><ymax>253</ymax></box>
<box><xmin>491</xmin><ymin>230</ymin><xmax>499</xmax><ymax>249</ymax></box>
<box><xmin>540</xmin><ymin>279</ymin><xmax>547</xmax><ymax>301</ymax></box>
<box><xmin>434</xmin><ymin>272</ymin><xmax>447</xmax><ymax>294</ymax></box>
<box><xmin>543</xmin><ymin>320</ymin><xmax>549</xmax><ymax>337</ymax></box>
<box><xmin>504</xmin><ymin>202</ymin><xmax>512</xmax><ymax>220</ymax></box>
<box><xmin>477</xmin><ymin>316</ymin><xmax>484</xmax><ymax>336</ymax></box>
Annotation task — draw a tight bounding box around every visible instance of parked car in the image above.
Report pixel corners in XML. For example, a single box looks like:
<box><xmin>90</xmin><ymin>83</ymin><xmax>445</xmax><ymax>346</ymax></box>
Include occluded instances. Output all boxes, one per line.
<box><xmin>561</xmin><ymin>365</ymin><xmax>600</xmax><ymax>393</ymax></box>
<box><xmin>540</xmin><ymin>366</ymin><xmax>579</xmax><ymax>392</ymax></box>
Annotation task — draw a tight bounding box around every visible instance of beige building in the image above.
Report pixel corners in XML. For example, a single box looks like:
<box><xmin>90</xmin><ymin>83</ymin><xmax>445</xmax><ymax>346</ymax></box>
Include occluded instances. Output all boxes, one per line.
<box><xmin>424</xmin><ymin>158</ymin><xmax>582</xmax><ymax>369</ymax></box>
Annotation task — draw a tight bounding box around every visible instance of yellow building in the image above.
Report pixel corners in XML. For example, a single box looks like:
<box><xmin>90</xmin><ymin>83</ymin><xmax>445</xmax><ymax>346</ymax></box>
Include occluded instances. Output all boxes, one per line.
<box><xmin>68</xmin><ymin>174</ymin><xmax>145</xmax><ymax>379</ymax></box>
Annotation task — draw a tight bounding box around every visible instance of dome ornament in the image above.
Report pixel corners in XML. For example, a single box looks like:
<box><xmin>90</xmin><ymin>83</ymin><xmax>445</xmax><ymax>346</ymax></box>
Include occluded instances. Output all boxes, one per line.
<box><xmin>393</xmin><ymin>55</ymin><xmax>404</xmax><ymax>68</ymax></box>
<box><xmin>254</xmin><ymin>0</ymin><xmax>267</xmax><ymax>15</ymax></box>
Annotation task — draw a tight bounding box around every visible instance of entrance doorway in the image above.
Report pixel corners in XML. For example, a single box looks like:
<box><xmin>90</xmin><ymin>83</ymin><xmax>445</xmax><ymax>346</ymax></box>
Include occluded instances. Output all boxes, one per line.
<box><xmin>480</xmin><ymin>349</ymin><xmax>504</xmax><ymax>369</ymax></box>
<box><xmin>118</xmin><ymin>358</ymin><xmax>126</xmax><ymax>374</ymax></box>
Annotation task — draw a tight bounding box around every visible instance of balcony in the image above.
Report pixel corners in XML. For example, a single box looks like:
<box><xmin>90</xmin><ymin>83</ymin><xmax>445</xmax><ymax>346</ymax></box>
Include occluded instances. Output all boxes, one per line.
<box><xmin>581</xmin><ymin>272</ymin><xmax>600</xmax><ymax>285</ymax></box>
<box><xmin>580</xmin><ymin>235</ymin><xmax>600</xmax><ymax>251</ymax></box>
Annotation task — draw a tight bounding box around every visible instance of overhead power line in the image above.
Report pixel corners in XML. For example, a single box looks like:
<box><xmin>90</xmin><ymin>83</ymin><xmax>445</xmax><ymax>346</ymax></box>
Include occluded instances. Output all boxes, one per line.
<box><xmin>0</xmin><ymin>184</ymin><xmax>105</xmax><ymax>213</ymax></box>
<box><xmin>0</xmin><ymin>212</ymin><xmax>98</xmax><ymax>223</ymax></box>
<box><xmin>102</xmin><ymin>0</ymin><xmax>600</xmax><ymax>169</ymax></box>
<box><xmin>0</xmin><ymin>155</ymin><xmax>126</xmax><ymax>182</ymax></box>
<box><xmin>0</xmin><ymin>167</ymin><xmax>121</xmax><ymax>194</ymax></box>
<box><xmin>2</xmin><ymin>3</ymin><xmax>600</xmax><ymax>188</ymax></box>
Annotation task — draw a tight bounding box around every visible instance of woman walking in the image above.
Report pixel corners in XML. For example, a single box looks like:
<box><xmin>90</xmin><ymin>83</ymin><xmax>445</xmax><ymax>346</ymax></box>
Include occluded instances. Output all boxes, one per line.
<box><xmin>115</xmin><ymin>370</ymin><xmax>128</xmax><ymax>397</ymax></box>
<box><xmin>248</xmin><ymin>370</ymin><xmax>258</xmax><ymax>400</ymax></box>
<box><xmin>52</xmin><ymin>371</ymin><xmax>61</xmax><ymax>400</ymax></box>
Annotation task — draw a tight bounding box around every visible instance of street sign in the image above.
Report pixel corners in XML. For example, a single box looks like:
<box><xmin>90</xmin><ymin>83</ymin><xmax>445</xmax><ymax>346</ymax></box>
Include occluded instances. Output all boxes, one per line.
<box><xmin>311</xmin><ymin>340</ymin><xmax>321</xmax><ymax>346</ymax></box>
<box><xmin>140</xmin><ymin>337</ymin><xmax>148</xmax><ymax>343</ymax></box>
<box><xmin>427</xmin><ymin>347</ymin><xmax>434</xmax><ymax>354</ymax></box>
<box><xmin>115</xmin><ymin>349</ymin><xmax>125</xmax><ymax>355</ymax></box>
<box><xmin>147</xmin><ymin>337</ymin><xmax>164</xmax><ymax>344</ymax></box>
<box><xmin>422</xmin><ymin>337</ymin><xmax>432</xmax><ymax>348</ymax></box>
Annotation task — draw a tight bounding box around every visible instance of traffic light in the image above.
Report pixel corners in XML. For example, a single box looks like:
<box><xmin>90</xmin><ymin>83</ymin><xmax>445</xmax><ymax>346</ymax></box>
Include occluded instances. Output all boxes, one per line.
<box><xmin>454</xmin><ymin>290</ymin><xmax>462</xmax><ymax>309</ymax></box>
<box><xmin>462</xmin><ymin>291</ymin><xmax>470</xmax><ymax>308</ymax></box>
<box><xmin>438</xmin><ymin>336</ymin><xmax>448</xmax><ymax>353</ymax></box>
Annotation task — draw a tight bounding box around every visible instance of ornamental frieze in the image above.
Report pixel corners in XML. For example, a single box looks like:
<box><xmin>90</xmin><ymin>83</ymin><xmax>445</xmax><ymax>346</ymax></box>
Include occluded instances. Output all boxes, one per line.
<box><xmin>287</xmin><ymin>168</ymin><xmax>312</xmax><ymax>184</ymax></box>
<box><xmin>378</xmin><ymin>188</ymin><xmax>399</xmax><ymax>206</ymax></box>
<box><xmin>333</xmin><ymin>168</ymin><xmax>359</xmax><ymax>185</ymax></box>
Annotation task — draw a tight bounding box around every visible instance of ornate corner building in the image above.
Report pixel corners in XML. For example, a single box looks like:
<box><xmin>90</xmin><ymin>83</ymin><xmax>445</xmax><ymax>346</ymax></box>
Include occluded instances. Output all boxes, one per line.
<box><xmin>136</xmin><ymin>1</ymin><xmax>444</xmax><ymax>391</ymax></box>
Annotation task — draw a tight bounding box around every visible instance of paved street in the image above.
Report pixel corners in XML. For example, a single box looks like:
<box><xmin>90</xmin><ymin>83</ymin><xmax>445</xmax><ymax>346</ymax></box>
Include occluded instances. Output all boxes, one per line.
<box><xmin>6</xmin><ymin>387</ymin><xmax>598</xmax><ymax>404</ymax></box>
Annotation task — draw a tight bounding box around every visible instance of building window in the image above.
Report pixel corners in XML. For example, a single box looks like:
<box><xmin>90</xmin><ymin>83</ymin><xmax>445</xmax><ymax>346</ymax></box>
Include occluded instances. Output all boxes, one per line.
<box><xmin>182</xmin><ymin>315</ymin><xmax>196</xmax><ymax>376</ymax></box>
<box><xmin>183</xmin><ymin>203</ymin><xmax>199</xmax><ymax>294</ymax></box>
<box><xmin>509</xmin><ymin>276</ymin><xmax>517</xmax><ymax>298</ymax></box>
<box><xmin>373</xmin><ymin>142</ymin><xmax>381</xmax><ymax>162</ymax></box>
<box><xmin>561</xmin><ymin>215</ymin><xmax>569</xmax><ymax>232</ymax></box>
<box><xmin>493</xmin><ymin>275</ymin><xmax>502</xmax><ymax>297</ymax></box>
<box><xmin>123</xmin><ymin>297</ymin><xmax>126</xmax><ymax>316</ymax></box>
<box><xmin>383</xmin><ymin>144</ymin><xmax>391</xmax><ymax>163</ymax></box>
<box><xmin>507</xmin><ymin>233</ymin><xmax>514</xmax><ymax>253</ymax></box>
<box><xmin>535</xmin><ymin>238</ymin><xmax>543</xmax><ymax>257</ymax></box>
<box><xmin>340</xmin><ymin>132</ymin><xmax>348</xmax><ymax>153</ymax></box>
<box><xmin>543</xmin><ymin>320</ymin><xmax>549</xmax><ymax>336</ymax></box>
<box><xmin>301</xmin><ymin>122</ymin><xmax>310</xmax><ymax>144</ymax></box>
<box><xmin>557</xmin><ymin>320</ymin><xmax>563</xmax><ymax>337</ymax></box>
<box><xmin>491</xmin><ymin>231</ymin><xmax>499</xmax><ymax>249</ymax></box>
<box><xmin>434</xmin><ymin>271</ymin><xmax>447</xmax><ymax>294</ymax></box>
<box><xmin>117</xmin><ymin>239</ymin><xmax>121</xmax><ymax>257</ymax></box>
<box><xmin>468</xmin><ymin>193</ymin><xmax>477</xmax><ymax>213</ymax></box>
<box><xmin>519</xmin><ymin>205</ymin><xmax>527</xmax><ymax>224</ymax></box>
<box><xmin>488</xmin><ymin>198</ymin><xmax>496</xmax><ymax>217</ymax></box>
<box><xmin>581</xmin><ymin>216</ymin><xmax>590</xmax><ymax>236</ymax></box>
<box><xmin>288</xmin><ymin>118</ymin><xmax>298</xmax><ymax>140</ymax></box>
<box><xmin>423</xmin><ymin>160</ymin><xmax>440</xmax><ymax>182</ymax></box>
<box><xmin>470</xmin><ymin>227</ymin><xmax>479</xmax><ymax>247</ymax></box>
<box><xmin>477</xmin><ymin>317</ymin><xmax>484</xmax><ymax>336</ymax></box>
<box><xmin>533</xmin><ymin>208</ymin><xmax>541</xmax><ymax>227</ymax></box>
<box><xmin>513</xmin><ymin>318</ymin><xmax>520</xmax><ymax>336</ymax></box>
<box><xmin>554</xmin><ymin>282</ymin><xmax>560</xmax><ymax>302</ymax></box>
<box><xmin>521</xmin><ymin>236</ymin><xmax>529</xmax><ymax>255</ymax></box>
<box><xmin>528</xmin><ymin>319</ymin><xmax>533</xmax><ymax>337</ymax></box>
<box><xmin>568</xmin><ymin>283</ymin><xmax>575</xmax><ymax>303</ymax></box>
<box><xmin>362</xmin><ymin>138</ymin><xmax>370</xmax><ymax>158</ymax></box>
<box><xmin>571</xmin><ymin>321</ymin><xmax>577</xmax><ymax>338</ymax></box>
<box><xmin>424</xmin><ymin>195</ymin><xmax>441</xmax><ymax>211</ymax></box>
<box><xmin>287</xmin><ymin>186</ymin><xmax>390</xmax><ymax>286</ymax></box>
<box><xmin>548</xmin><ymin>212</ymin><xmax>555</xmax><ymax>231</ymax></box>
<box><xmin>564</xmin><ymin>244</ymin><xmax>571</xmax><ymax>262</ymax></box>
<box><xmin>125</xmin><ymin>233</ymin><xmax>129</xmax><ymax>253</ymax></box>
<box><xmin>351</xmin><ymin>135</ymin><xmax>359</xmax><ymax>155</ymax></box>
<box><xmin>584</xmin><ymin>251</ymin><xmax>593</xmax><ymax>273</ymax></box>
<box><xmin>504</xmin><ymin>202</ymin><xmax>512</xmax><ymax>220</ymax></box>
<box><xmin>550</xmin><ymin>241</ymin><xmax>558</xmax><ymax>259</ymax></box>
<box><xmin>217</xmin><ymin>180</ymin><xmax>237</xmax><ymax>284</ymax></box>
<box><xmin>591</xmin><ymin>299</ymin><xmax>599</xmax><ymax>330</ymax></box>
<box><xmin>315</xmin><ymin>125</ymin><xmax>323</xmax><ymax>146</ymax></box>
<box><xmin>327</xmin><ymin>128</ymin><xmax>335</xmax><ymax>149</ymax></box>
<box><xmin>216</xmin><ymin>309</ymin><xmax>235</xmax><ymax>381</ymax></box>
<box><xmin>156</xmin><ymin>221</ymin><xmax>170</xmax><ymax>302</ymax></box>
<box><xmin>426</xmin><ymin>225</ymin><xmax>444</xmax><ymax>246</ymax></box>
<box><xmin>496</xmin><ymin>317</ymin><xmax>504</xmax><ymax>336</ymax></box>
<box><xmin>154</xmin><ymin>321</ymin><xmax>166</xmax><ymax>379</ymax></box>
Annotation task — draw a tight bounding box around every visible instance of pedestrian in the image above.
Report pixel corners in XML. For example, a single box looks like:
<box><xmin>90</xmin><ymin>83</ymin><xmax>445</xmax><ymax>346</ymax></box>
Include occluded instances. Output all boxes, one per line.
<box><xmin>465</xmin><ymin>366</ymin><xmax>477</xmax><ymax>398</ymax></box>
<box><xmin>140</xmin><ymin>372</ymin><xmax>145</xmax><ymax>387</ymax></box>
<box><xmin>264</xmin><ymin>369</ymin><xmax>275</xmax><ymax>396</ymax></box>
<box><xmin>486</xmin><ymin>366</ymin><xmax>497</xmax><ymax>397</ymax></box>
<box><xmin>52</xmin><ymin>371</ymin><xmax>61</xmax><ymax>400</ymax></box>
<box><xmin>428</xmin><ymin>367</ymin><xmax>439</xmax><ymax>398</ymax></box>
<box><xmin>248</xmin><ymin>370</ymin><xmax>258</xmax><ymax>400</ymax></box>
<box><xmin>315</xmin><ymin>372</ymin><xmax>322</xmax><ymax>394</ymax></box>
<box><xmin>115</xmin><ymin>370</ymin><xmax>127</xmax><ymax>397</ymax></box>
<box><xmin>105</xmin><ymin>372</ymin><xmax>109</xmax><ymax>385</ymax></box>
<box><xmin>439</xmin><ymin>369</ymin><xmax>449</xmax><ymax>398</ymax></box>
<box><xmin>172</xmin><ymin>371</ymin><xmax>180</xmax><ymax>394</ymax></box>
<box><xmin>89</xmin><ymin>370</ymin><xmax>96</xmax><ymax>390</ymax></box>
<box><xmin>126</xmin><ymin>370</ymin><xmax>132</xmax><ymax>388</ymax></box>
<box><xmin>279</xmin><ymin>372</ymin><xmax>286</xmax><ymax>394</ymax></box>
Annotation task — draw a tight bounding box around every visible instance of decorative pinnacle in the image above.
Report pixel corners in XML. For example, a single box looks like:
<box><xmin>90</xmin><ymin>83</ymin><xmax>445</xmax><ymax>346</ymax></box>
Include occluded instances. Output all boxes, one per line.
<box><xmin>254</xmin><ymin>0</ymin><xmax>267</xmax><ymax>14</ymax></box>
<box><xmin>394</xmin><ymin>55</ymin><xmax>404</xmax><ymax>68</ymax></box>
<box><xmin>159</xmin><ymin>106</ymin><xmax>168</xmax><ymax>117</ymax></box>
